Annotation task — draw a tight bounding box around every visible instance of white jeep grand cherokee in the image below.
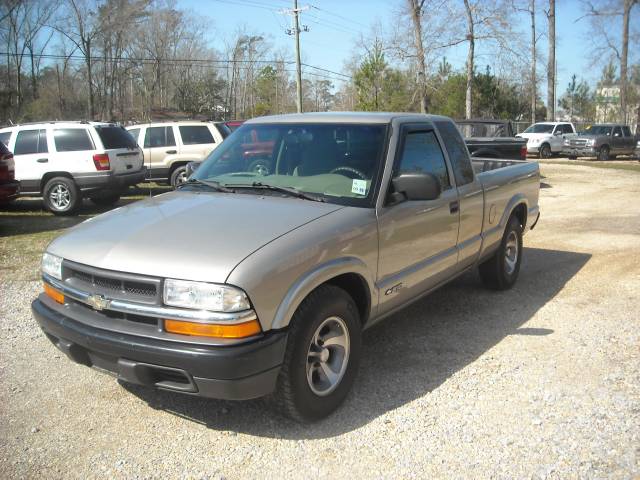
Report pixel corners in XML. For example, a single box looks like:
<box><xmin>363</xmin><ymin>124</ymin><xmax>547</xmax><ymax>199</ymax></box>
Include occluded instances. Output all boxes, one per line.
<box><xmin>0</xmin><ymin>122</ymin><xmax>145</xmax><ymax>215</ymax></box>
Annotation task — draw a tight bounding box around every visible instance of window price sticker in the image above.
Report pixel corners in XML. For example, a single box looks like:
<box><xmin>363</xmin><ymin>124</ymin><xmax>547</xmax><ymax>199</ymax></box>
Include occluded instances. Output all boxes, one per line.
<box><xmin>351</xmin><ymin>179</ymin><xmax>367</xmax><ymax>196</ymax></box>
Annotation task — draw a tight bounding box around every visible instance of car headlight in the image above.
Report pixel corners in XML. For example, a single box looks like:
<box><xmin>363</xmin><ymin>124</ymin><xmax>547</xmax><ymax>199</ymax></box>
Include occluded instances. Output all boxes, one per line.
<box><xmin>163</xmin><ymin>279</ymin><xmax>251</xmax><ymax>312</ymax></box>
<box><xmin>42</xmin><ymin>252</ymin><xmax>63</xmax><ymax>280</ymax></box>
<box><xmin>587</xmin><ymin>139</ymin><xmax>596</xmax><ymax>146</ymax></box>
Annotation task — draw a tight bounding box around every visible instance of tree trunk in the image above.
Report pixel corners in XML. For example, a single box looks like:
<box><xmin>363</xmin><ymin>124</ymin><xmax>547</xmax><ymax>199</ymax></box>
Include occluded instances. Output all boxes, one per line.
<box><xmin>530</xmin><ymin>0</ymin><xmax>536</xmax><ymax>124</ymax></box>
<box><xmin>408</xmin><ymin>0</ymin><xmax>428</xmax><ymax>113</ymax></box>
<box><xmin>619</xmin><ymin>0</ymin><xmax>633</xmax><ymax>124</ymax></box>
<box><xmin>463</xmin><ymin>0</ymin><xmax>474</xmax><ymax>119</ymax></box>
<box><xmin>85</xmin><ymin>39</ymin><xmax>95</xmax><ymax>119</ymax></box>
<box><xmin>546</xmin><ymin>0</ymin><xmax>555</xmax><ymax>121</ymax></box>
<box><xmin>29</xmin><ymin>47</ymin><xmax>38</xmax><ymax>100</ymax></box>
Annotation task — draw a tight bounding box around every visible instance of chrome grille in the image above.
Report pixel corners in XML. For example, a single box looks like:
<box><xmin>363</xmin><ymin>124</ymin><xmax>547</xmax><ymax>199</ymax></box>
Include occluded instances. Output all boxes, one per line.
<box><xmin>569</xmin><ymin>139</ymin><xmax>589</xmax><ymax>147</ymax></box>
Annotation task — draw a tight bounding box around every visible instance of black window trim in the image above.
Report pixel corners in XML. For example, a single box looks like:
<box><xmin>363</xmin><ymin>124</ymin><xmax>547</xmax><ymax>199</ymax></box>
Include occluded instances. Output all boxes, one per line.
<box><xmin>14</xmin><ymin>128</ymin><xmax>48</xmax><ymax>155</ymax></box>
<box><xmin>387</xmin><ymin>123</ymin><xmax>456</xmax><ymax>204</ymax></box>
<box><xmin>52</xmin><ymin>127</ymin><xmax>96</xmax><ymax>152</ymax></box>
<box><xmin>144</xmin><ymin>126</ymin><xmax>176</xmax><ymax>148</ymax></box>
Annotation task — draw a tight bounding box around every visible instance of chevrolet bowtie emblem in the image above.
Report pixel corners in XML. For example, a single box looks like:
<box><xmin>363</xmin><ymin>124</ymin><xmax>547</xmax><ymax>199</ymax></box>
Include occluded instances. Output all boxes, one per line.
<box><xmin>86</xmin><ymin>294</ymin><xmax>111</xmax><ymax>311</ymax></box>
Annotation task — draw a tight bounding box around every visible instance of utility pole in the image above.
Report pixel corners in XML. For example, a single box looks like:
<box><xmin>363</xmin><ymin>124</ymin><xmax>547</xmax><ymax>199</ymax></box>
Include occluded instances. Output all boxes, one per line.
<box><xmin>282</xmin><ymin>1</ymin><xmax>309</xmax><ymax>113</ymax></box>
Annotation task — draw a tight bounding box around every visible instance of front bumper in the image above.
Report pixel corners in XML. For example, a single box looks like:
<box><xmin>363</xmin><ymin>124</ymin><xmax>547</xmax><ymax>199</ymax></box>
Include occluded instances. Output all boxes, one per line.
<box><xmin>32</xmin><ymin>298</ymin><xmax>287</xmax><ymax>400</ymax></box>
<box><xmin>561</xmin><ymin>147</ymin><xmax>596</xmax><ymax>157</ymax></box>
<box><xmin>74</xmin><ymin>168</ymin><xmax>147</xmax><ymax>192</ymax></box>
<box><xmin>0</xmin><ymin>180</ymin><xmax>20</xmax><ymax>202</ymax></box>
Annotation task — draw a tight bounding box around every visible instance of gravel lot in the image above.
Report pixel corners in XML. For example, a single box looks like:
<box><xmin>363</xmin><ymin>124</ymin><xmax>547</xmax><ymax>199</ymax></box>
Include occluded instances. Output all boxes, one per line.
<box><xmin>1</xmin><ymin>163</ymin><xmax>639</xmax><ymax>479</ymax></box>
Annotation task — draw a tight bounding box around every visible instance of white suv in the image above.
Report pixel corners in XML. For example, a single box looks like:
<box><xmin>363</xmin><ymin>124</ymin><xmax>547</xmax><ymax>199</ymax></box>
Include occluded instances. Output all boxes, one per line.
<box><xmin>0</xmin><ymin>122</ymin><xmax>145</xmax><ymax>215</ymax></box>
<box><xmin>126</xmin><ymin>121</ymin><xmax>230</xmax><ymax>187</ymax></box>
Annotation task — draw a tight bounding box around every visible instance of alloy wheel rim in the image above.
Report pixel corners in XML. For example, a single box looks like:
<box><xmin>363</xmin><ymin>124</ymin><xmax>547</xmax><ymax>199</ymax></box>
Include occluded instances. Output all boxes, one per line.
<box><xmin>176</xmin><ymin>170</ymin><xmax>188</xmax><ymax>185</ymax></box>
<box><xmin>504</xmin><ymin>231</ymin><xmax>518</xmax><ymax>275</ymax></box>
<box><xmin>50</xmin><ymin>184</ymin><xmax>70</xmax><ymax>210</ymax></box>
<box><xmin>306</xmin><ymin>316</ymin><xmax>350</xmax><ymax>396</ymax></box>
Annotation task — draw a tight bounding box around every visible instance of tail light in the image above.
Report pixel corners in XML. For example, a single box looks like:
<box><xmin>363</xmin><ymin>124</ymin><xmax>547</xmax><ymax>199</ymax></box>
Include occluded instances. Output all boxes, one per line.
<box><xmin>93</xmin><ymin>153</ymin><xmax>110</xmax><ymax>171</ymax></box>
<box><xmin>0</xmin><ymin>152</ymin><xmax>14</xmax><ymax>181</ymax></box>
<box><xmin>520</xmin><ymin>145</ymin><xmax>527</xmax><ymax>160</ymax></box>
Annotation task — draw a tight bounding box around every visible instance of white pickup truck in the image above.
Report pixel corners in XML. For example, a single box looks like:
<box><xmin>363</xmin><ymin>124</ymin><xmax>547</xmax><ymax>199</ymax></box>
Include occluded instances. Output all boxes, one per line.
<box><xmin>517</xmin><ymin>121</ymin><xmax>577</xmax><ymax>158</ymax></box>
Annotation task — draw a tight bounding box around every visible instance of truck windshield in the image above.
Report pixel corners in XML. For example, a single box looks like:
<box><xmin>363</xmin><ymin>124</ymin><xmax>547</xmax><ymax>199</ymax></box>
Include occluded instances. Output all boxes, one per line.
<box><xmin>523</xmin><ymin>124</ymin><xmax>554</xmax><ymax>134</ymax></box>
<box><xmin>583</xmin><ymin>125</ymin><xmax>612</xmax><ymax>136</ymax></box>
<box><xmin>193</xmin><ymin>123</ymin><xmax>388</xmax><ymax>207</ymax></box>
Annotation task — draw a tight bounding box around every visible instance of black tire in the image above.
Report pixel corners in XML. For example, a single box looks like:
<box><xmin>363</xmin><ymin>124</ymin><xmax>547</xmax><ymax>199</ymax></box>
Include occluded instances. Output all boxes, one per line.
<box><xmin>479</xmin><ymin>215</ymin><xmax>523</xmax><ymax>290</ymax></box>
<box><xmin>273</xmin><ymin>284</ymin><xmax>361</xmax><ymax>422</ymax></box>
<box><xmin>170</xmin><ymin>165</ymin><xmax>188</xmax><ymax>188</ymax></box>
<box><xmin>538</xmin><ymin>144</ymin><xmax>552</xmax><ymax>159</ymax></box>
<box><xmin>598</xmin><ymin>145</ymin><xmax>609</xmax><ymax>161</ymax></box>
<box><xmin>568</xmin><ymin>155</ymin><xmax>577</xmax><ymax>160</ymax></box>
<box><xmin>89</xmin><ymin>193</ymin><xmax>121</xmax><ymax>207</ymax></box>
<box><xmin>43</xmin><ymin>176</ymin><xmax>81</xmax><ymax>215</ymax></box>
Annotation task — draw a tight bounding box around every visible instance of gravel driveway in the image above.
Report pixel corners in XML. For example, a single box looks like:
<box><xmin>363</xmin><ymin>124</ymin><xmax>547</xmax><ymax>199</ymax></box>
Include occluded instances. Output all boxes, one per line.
<box><xmin>1</xmin><ymin>163</ymin><xmax>638</xmax><ymax>479</ymax></box>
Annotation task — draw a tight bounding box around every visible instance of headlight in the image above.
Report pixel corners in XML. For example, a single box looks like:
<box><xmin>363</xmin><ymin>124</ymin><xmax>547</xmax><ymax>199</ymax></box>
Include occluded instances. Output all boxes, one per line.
<box><xmin>587</xmin><ymin>139</ymin><xmax>596</xmax><ymax>146</ymax></box>
<box><xmin>563</xmin><ymin>138</ymin><xmax>570</xmax><ymax>146</ymax></box>
<box><xmin>163</xmin><ymin>279</ymin><xmax>250</xmax><ymax>312</ymax></box>
<box><xmin>42</xmin><ymin>252</ymin><xmax>63</xmax><ymax>280</ymax></box>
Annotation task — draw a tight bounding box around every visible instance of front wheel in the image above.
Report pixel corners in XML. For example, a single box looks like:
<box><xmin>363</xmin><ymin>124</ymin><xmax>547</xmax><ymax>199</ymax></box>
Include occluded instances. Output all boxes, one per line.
<box><xmin>598</xmin><ymin>146</ymin><xmax>610</xmax><ymax>161</ymax></box>
<box><xmin>479</xmin><ymin>215</ymin><xmax>523</xmax><ymax>290</ymax></box>
<box><xmin>539</xmin><ymin>144</ymin><xmax>552</xmax><ymax>159</ymax></box>
<box><xmin>273</xmin><ymin>284</ymin><xmax>361</xmax><ymax>422</ymax></box>
<box><xmin>43</xmin><ymin>177</ymin><xmax>81</xmax><ymax>215</ymax></box>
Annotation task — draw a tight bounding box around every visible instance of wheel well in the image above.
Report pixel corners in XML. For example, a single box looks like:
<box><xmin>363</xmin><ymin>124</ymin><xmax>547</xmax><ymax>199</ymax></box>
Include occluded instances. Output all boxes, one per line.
<box><xmin>324</xmin><ymin>273</ymin><xmax>371</xmax><ymax>326</ymax></box>
<box><xmin>600</xmin><ymin>144</ymin><xmax>609</xmax><ymax>150</ymax></box>
<box><xmin>40</xmin><ymin>172</ymin><xmax>74</xmax><ymax>192</ymax></box>
<box><xmin>512</xmin><ymin>203</ymin><xmax>527</xmax><ymax>229</ymax></box>
<box><xmin>169</xmin><ymin>162</ymin><xmax>189</xmax><ymax>176</ymax></box>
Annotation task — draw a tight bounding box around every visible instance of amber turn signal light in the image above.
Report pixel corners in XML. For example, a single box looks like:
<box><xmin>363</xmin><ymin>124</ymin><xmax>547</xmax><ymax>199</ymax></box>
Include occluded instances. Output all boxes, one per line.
<box><xmin>164</xmin><ymin>319</ymin><xmax>261</xmax><ymax>339</ymax></box>
<box><xmin>44</xmin><ymin>283</ymin><xmax>64</xmax><ymax>304</ymax></box>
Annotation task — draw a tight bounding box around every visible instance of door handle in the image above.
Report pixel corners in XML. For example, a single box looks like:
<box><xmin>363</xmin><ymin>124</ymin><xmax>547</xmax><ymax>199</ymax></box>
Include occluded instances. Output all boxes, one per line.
<box><xmin>37</xmin><ymin>158</ymin><xmax>48</xmax><ymax>163</ymax></box>
<box><xmin>165</xmin><ymin>149</ymin><xmax>177</xmax><ymax>154</ymax></box>
<box><xmin>449</xmin><ymin>201</ymin><xmax>460</xmax><ymax>214</ymax></box>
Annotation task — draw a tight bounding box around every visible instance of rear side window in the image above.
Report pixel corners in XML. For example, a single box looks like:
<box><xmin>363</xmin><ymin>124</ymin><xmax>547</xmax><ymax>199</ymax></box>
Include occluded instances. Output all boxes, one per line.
<box><xmin>622</xmin><ymin>126</ymin><xmax>631</xmax><ymax>137</ymax></box>
<box><xmin>95</xmin><ymin>125</ymin><xmax>137</xmax><ymax>149</ymax></box>
<box><xmin>144</xmin><ymin>126</ymin><xmax>175</xmax><ymax>148</ymax></box>
<box><xmin>128</xmin><ymin>128</ymin><xmax>141</xmax><ymax>144</ymax></box>
<box><xmin>179</xmin><ymin>125</ymin><xmax>214</xmax><ymax>145</ymax></box>
<box><xmin>53</xmin><ymin>128</ymin><xmax>94</xmax><ymax>152</ymax></box>
<box><xmin>434</xmin><ymin>120</ymin><xmax>474</xmax><ymax>186</ymax></box>
<box><xmin>397</xmin><ymin>130</ymin><xmax>450</xmax><ymax>190</ymax></box>
<box><xmin>14</xmin><ymin>129</ymin><xmax>48</xmax><ymax>155</ymax></box>
<box><xmin>0</xmin><ymin>132</ymin><xmax>10</xmax><ymax>147</ymax></box>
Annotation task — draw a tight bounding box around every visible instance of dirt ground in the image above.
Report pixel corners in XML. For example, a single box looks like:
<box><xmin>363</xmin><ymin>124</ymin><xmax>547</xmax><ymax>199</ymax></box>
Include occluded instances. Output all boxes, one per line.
<box><xmin>0</xmin><ymin>163</ymin><xmax>638</xmax><ymax>479</ymax></box>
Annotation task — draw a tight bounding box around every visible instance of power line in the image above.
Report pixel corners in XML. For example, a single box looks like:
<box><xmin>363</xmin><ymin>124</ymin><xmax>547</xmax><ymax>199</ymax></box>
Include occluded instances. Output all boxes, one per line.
<box><xmin>309</xmin><ymin>4</ymin><xmax>369</xmax><ymax>30</ymax></box>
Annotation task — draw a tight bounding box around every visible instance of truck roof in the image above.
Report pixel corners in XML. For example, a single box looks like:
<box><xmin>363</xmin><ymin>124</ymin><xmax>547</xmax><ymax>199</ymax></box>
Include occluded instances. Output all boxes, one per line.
<box><xmin>245</xmin><ymin>112</ymin><xmax>453</xmax><ymax>125</ymax></box>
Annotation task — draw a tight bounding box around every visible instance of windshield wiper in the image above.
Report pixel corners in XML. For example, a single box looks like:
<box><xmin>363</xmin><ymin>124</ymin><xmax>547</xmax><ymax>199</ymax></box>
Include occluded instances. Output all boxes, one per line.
<box><xmin>178</xmin><ymin>178</ymin><xmax>234</xmax><ymax>193</ymax></box>
<box><xmin>226</xmin><ymin>182</ymin><xmax>326</xmax><ymax>202</ymax></box>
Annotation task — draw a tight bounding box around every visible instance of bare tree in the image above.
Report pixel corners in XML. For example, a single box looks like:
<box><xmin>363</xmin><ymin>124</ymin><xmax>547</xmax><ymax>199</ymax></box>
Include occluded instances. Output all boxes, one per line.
<box><xmin>546</xmin><ymin>0</ymin><xmax>555</xmax><ymax>120</ymax></box>
<box><xmin>407</xmin><ymin>0</ymin><xmax>428</xmax><ymax>112</ymax></box>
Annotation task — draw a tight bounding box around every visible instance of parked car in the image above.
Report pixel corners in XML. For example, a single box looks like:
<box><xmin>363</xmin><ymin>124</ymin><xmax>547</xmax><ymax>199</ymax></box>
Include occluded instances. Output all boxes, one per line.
<box><xmin>33</xmin><ymin>112</ymin><xmax>540</xmax><ymax>421</ymax></box>
<box><xmin>0</xmin><ymin>122</ymin><xmax>145</xmax><ymax>215</ymax></box>
<box><xmin>516</xmin><ymin>121</ymin><xmax>577</xmax><ymax>158</ymax></box>
<box><xmin>0</xmin><ymin>140</ymin><xmax>20</xmax><ymax>203</ymax></box>
<box><xmin>562</xmin><ymin>124</ymin><xmax>636</xmax><ymax>161</ymax></box>
<box><xmin>456</xmin><ymin>119</ymin><xmax>527</xmax><ymax>160</ymax></box>
<box><xmin>127</xmin><ymin>121</ymin><xmax>230</xmax><ymax>187</ymax></box>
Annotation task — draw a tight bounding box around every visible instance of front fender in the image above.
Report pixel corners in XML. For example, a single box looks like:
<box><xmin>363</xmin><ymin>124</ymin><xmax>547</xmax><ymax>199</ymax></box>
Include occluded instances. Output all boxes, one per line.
<box><xmin>270</xmin><ymin>257</ymin><xmax>376</xmax><ymax>330</ymax></box>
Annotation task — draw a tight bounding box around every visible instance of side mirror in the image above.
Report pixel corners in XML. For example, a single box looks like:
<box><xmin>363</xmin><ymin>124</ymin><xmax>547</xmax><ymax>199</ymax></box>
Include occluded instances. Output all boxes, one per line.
<box><xmin>391</xmin><ymin>172</ymin><xmax>441</xmax><ymax>202</ymax></box>
<box><xmin>553</xmin><ymin>130</ymin><xmax>562</xmax><ymax>136</ymax></box>
<box><xmin>185</xmin><ymin>161</ymin><xmax>200</xmax><ymax>178</ymax></box>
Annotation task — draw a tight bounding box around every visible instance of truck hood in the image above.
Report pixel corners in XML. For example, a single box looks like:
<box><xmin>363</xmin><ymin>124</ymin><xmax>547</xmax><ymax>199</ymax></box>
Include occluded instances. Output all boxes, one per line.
<box><xmin>47</xmin><ymin>191</ymin><xmax>344</xmax><ymax>283</ymax></box>
<box><xmin>516</xmin><ymin>132</ymin><xmax>552</xmax><ymax>141</ymax></box>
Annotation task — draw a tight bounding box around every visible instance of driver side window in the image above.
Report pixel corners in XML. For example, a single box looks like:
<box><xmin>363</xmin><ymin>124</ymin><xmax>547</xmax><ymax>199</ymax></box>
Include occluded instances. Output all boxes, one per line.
<box><xmin>397</xmin><ymin>131</ymin><xmax>450</xmax><ymax>190</ymax></box>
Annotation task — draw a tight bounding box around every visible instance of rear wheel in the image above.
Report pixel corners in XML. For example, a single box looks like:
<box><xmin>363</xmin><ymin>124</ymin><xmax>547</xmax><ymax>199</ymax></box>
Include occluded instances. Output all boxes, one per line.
<box><xmin>43</xmin><ymin>177</ymin><xmax>81</xmax><ymax>215</ymax></box>
<box><xmin>538</xmin><ymin>144</ymin><xmax>552</xmax><ymax>159</ymax></box>
<box><xmin>598</xmin><ymin>145</ymin><xmax>610</xmax><ymax>161</ymax></box>
<box><xmin>479</xmin><ymin>215</ymin><xmax>523</xmax><ymax>290</ymax></box>
<box><xmin>273</xmin><ymin>284</ymin><xmax>361</xmax><ymax>422</ymax></box>
<box><xmin>170</xmin><ymin>166</ymin><xmax>188</xmax><ymax>188</ymax></box>
<box><xmin>568</xmin><ymin>155</ymin><xmax>577</xmax><ymax>160</ymax></box>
